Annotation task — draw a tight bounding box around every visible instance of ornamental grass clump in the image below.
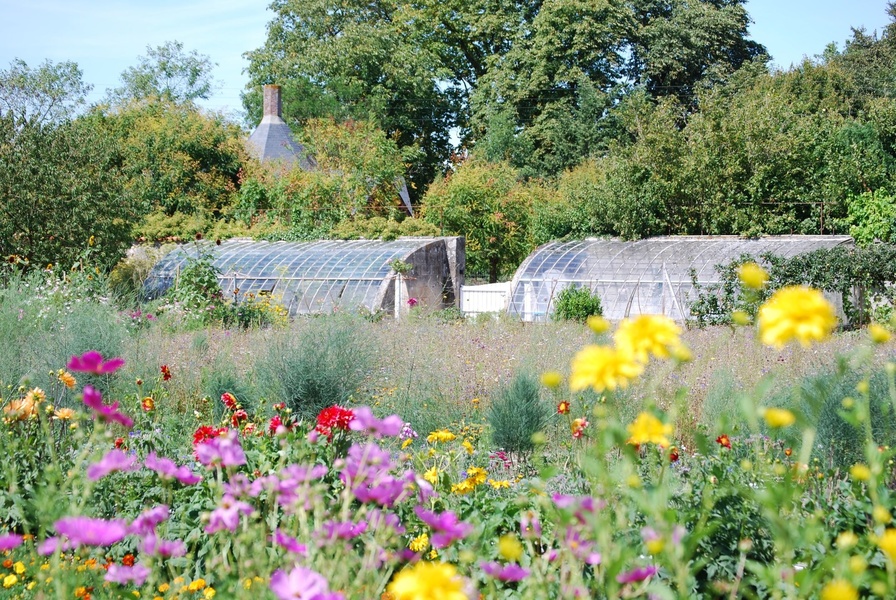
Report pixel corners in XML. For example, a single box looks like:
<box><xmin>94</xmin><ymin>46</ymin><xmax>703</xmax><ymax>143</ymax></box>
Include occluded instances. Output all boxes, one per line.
<box><xmin>487</xmin><ymin>371</ymin><xmax>551</xmax><ymax>456</ymax></box>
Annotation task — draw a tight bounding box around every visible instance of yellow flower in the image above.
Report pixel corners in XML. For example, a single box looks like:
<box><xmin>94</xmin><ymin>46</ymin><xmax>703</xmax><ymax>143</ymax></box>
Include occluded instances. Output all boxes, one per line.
<box><xmin>738</xmin><ymin>262</ymin><xmax>769</xmax><ymax>289</ymax></box>
<box><xmin>614</xmin><ymin>315</ymin><xmax>684</xmax><ymax>363</ymax></box>
<box><xmin>451</xmin><ymin>479</ymin><xmax>476</xmax><ymax>495</ymax></box>
<box><xmin>402</xmin><ymin>438</ymin><xmax>413</xmax><ymax>449</ymax></box>
<box><xmin>466</xmin><ymin>467</ymin><xmax>487</xmax><ymax>485</ymax></box>
<box><xmin>762</xmin><ymin>408</ymin><xmax>796</xmax><ymax>429</ymax></box>
<box><xmin>57</xmin><ymin>370</ymin><xmax>76</xmax><ymax>389</ymax></box>
<box><xmin>423</xmin><ymin>467</ymin><xmax>440</xmax><ymax>485</ymax></box>
<box><xmin>758</xmin><ymin>286</ymin><xmax>837</xmax><ymax>348</ymax></box>
<box><xmin>874</xmin><ymin>505</ymin><xmax>892</xmax><ymax>525</ymax></box>
<box><xmin>188</xmin><ymin>578</ymin><xmax>207</xmax><ymax>592</ymax></box>
<box><xmin>12</xmin><ymin>562</ymin><xmax>24</xmax><ymax>575</ymax></box>
<box><xmin>837</xmin><ymin>531</ymin><xmax>859</xmax><ymax>549</ymax></box>
<box><xmin>646</xmin><ymin>538</ymin><xmax>665</xmax><ymax>555</ymax></box>
<box><xmin>409</xmin><ymin>533</ymin><xmax>429</xmax><ymax>552</ymax></box>
<box><xmin>586</xmin><ymin>315</ymin><xmax>611</xmax><ymax>334</ymax></box>
<box><xmin>387</xmin><ymin>561</ymin><xmax>468</xmax><ymax>600</ymax></box>
<box><xmin>427</xmin><ymin>429</ymin><xmax>456</xmax><ymax>443</ymax></box>
<box><xmin>820</xmin><ymin>579</ymin><xmax>858</xmax><ymax>600</ymax></box>
<box><xmin>487</xmin><ymin>479</ymin><xmax>510</xmax><ymax>489</ymax></box>
<box><xmin>462</xmin><ymin>440</ymin><xmax>474</xmax><ymax>455</ymax></box>
<box><xmin>870</xmin><ymin>323</ymin><xmax>892</xmax><ymax>344</ymax></box>
<box><xmin>158</xmin><ymin>583</ymin><xmax>171</xmax><ymax>592</ymax></box>
<box><xmin>732</xmin><ymin>310</ymin><xmax>751</xmax><ymax>326</ymax></box>
<box><xmin>569</xmin><ymin>345</ymin><xmax>643</xmax><ymax>393</ymax></box>
<box><xmin>2</xmin><ymin>574</ymin><xmax>15</xmax><ymax>588</ymax></box>
<box><xmin>24</xmin><ymin>388</ymin><xmax>45</xmax><ymax>404</ymax></box>
<box><xmin>540</xmin><ymin>371</ymin><xmax>562</xmax><ymax>389</ymax></box>
<box><xmin>626</xmin><ymin>412</ymin><xmax>674</xmax><ymax>448</ymax></box>
<box><xmin>498</xmin><ymin>534</ymin><xmax>523</xmax><ymax>561</ymax></box>
<box><xmin>849</xmin><ymin>464</ymin><xmax>872</xmax><ymax>481</ymax></box>
<box><xmin>204</xmin><ymin>587</ymin><xmax>216</xmax><ymax>598</ymax></box>
<box><xmin>877</xmin><ymin>528</ymin><xmax>896</xmax><ymax>562</ymax></box>
<box><xmin>53</xmin><ymin>408</ymin><xmax>75</xmax><ymax>420</ymax></box>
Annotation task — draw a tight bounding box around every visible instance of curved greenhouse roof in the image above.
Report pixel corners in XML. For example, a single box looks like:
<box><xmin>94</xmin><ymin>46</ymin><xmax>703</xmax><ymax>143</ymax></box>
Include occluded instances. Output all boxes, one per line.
<box><xmin>144</xmin><ymin>237</ymin><xmax>464</xmax><ymax>316</ymax></box>
<box><xmin>508</xmin><ymin>235</ymin><xmax>853</xmax><ymax>321</ymax></box>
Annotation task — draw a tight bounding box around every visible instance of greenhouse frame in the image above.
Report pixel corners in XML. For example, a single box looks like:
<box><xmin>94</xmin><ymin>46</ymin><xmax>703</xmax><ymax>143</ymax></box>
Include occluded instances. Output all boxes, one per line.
<box><xmin>507</xmin><ymin>236</ymin><xmax>854</xmax><ymax>322</ymax></box>
<box><xmin>143</xmin><ymin>237</ymin><xmax>465</xmax><ymax>316</ymax></box>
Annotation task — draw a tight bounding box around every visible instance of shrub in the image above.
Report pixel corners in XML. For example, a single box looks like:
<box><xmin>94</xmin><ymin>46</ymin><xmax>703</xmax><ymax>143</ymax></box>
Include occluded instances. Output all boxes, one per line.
<box><xmin>202</xmin><ymin>358</ymin><xmax>257</xmax><ymax>422</ymax></box>
<box><xmin>552</xmin><ymin>285</ymin><xmax>603</xmax><ymax>323</ymax></box>
<box><xmin>257</xmin><ymin>316</ymin><xmax>373</xmax><ymax>418</ymax></box>
<box><xmin>488</xmin><ymin>371</ymin><xmax>552</xmax><ymax>455</ymax></box>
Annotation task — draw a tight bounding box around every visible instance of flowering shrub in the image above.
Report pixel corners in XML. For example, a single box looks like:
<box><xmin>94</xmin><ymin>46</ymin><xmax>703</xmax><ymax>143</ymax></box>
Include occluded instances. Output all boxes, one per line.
<box><xmin>2</xmin><ymin>274</ymin><xmax>896</xmax><ymax>599</ymax></box>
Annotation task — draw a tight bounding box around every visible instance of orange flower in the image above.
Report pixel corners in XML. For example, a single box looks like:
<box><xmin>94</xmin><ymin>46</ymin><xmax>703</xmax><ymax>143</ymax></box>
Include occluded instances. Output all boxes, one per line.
<box><xmin>571</xmin><ymin>418</ymin><xmax>589</xmax><ymax>439</ymax></box>
<box><xmin>121</xmin><ymin>554</ymin><xmax>135</xmax><ymax>567</ymax></box>
<box><xmin>557</xmin><ymin>401</ymin><xmax>570</xmax><ymax>415</ymax></box>
<box><xmin>58</xmin><ymin>370</ymin><xmax>76</xmax><ymax>389</ymax></box>
<box><xmin>142</xmin><ymin>397</ymin><xmax>155</xmax><ymax>412</ymax></box>
<box><xmin>716</xmin><ymin>434</ymin><xmax>731</xmax><ymax>449</ymax></box>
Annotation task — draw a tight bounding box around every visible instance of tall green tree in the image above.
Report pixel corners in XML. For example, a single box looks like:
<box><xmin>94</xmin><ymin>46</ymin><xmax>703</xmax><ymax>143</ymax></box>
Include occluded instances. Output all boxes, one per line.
<box><xmin>0</xmin><ymin>59</ymin><xmax>92</xmax><ymax>124</ymax></box>
<box><xmin>108</xmin><ymin>41</ymin><xmax>218</xmax><ymax>105</ymax></box>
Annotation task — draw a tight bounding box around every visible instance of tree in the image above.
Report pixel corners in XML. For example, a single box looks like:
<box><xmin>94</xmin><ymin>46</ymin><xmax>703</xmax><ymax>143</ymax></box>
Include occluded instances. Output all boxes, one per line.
<box><xmin>421</xmin><ymin>158</ymin><xmax>532</xmax><ymax>282</ymax></box>
<box><xmin>0</xmin><ymin>58</ymin><xmax>92</xmax><ymax>124</ymax></box>
<box><xmin>108</xmin><ymin>41</ymin><xmax>217</xmax><ymax>105</ymax></box>
<box><xmin>0</xmin><ymin>114</ymin><xmax>135</xmax><ymax>270</ymax></box>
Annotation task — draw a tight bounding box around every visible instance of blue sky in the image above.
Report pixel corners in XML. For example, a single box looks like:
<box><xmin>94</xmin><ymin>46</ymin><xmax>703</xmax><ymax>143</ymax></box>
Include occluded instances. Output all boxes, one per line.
<box><xmin>0</xmin><ymin>0</ymin><xmax>892</xmax><ymax>121</ymax></box>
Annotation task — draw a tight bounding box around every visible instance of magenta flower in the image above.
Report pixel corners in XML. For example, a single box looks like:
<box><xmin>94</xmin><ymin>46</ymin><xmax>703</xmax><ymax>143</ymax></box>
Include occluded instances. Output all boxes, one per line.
<box><xmin>139</xmin><ymin>534</ymin><xmax>186</xmax><ymax>557</ymax></box>
<box><xmin>0</xmin><ymin>533</ymin><xmax>23</xmax><ymax>551</ymax></box>
<box><xmin>481</xmin><ymin>562</ymin><xmax>530</xmax><ymax>582</ymax></box>
<box><xmin>564</xmin><ymin>529</ymin><xmax>601</xmax><ymax>565</ymax></box>
<box><xmin>144</xmin><ymin>452</ymin><xmax>202</xmax><ymax>485</ymax></box>
<box><xmin>87</xmin><ymin>449</ymin><xmax>138</xmax><ymax>480</ymax></box>
<box><xmin>129</xmin><ymin>505</ymin><xmax>170</xmax><ymax>535</ymax></box>
<box><xmin>81</xmin><ymin>386</ymin><xmax>134</xmax><ymax>428</ymax></box>
<box><xmin>407</xmin><ymin>297</ymin><xmax>418</xmax><ymax>307</ymax></box>
<box><xmin>616</xmin><ymin>565</ymin><xmax>658</xmax><ymax>584</ymax></box>
<box><xmin>348</xmin><ymin>406</ymin><xmax>404</xmax><ymax>438</ymax></box>
<box><xmin>196</xmin><ymin>429</ymin><xmax>246</xmax><ymax>467</ymax></box>
<box><xmin>105</xmin><ymin>563</ymin><xmax>151</xmax><ymax>586</ymax></box>
<box><xmin>272</xmin><ymin>529</ymin><xmax>308</xmax><ymax>555</ymax></box>
<box><xmin>54</xmin><ymin>516</ymin><xmax>128</xmax><ymax>546</ymax></box>
<box><xmin>37</xmin><ymin>537</ymin><xmax>72</xmax><ymax>556</ymax></box>
<box><xmin>414</xmin><ymin>506</ymin><xmax>473</xmax><ymax>548</ymax></box>
<box><xmin>520</xmin><ymin>511</ymin><xmax>542</xmax><ymax>540</ymax></box>
<box><xmin>270</xmin><ymin>566</ymin><xmax>344</xmax><ymax>600</ymax></box>
<box><xmin>320</xmin><ymin>519</ymin><xmax>368</xmax><ymax>541</ymax></box>
<box><xmin>67</xmin><ymin>351</ymin><xmax>125</xmax><ymax>375</ymax></box>
<box><xmin>205</xmin><ymin>496</ymin><xmax>254</xmax><ymax>533</ymax></box>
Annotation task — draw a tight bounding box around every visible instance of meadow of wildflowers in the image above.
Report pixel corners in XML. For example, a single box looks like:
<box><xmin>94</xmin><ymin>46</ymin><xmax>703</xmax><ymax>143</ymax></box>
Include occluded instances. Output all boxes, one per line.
<box><xmin>1</xmin><ymin>263</ymin><xmax>896</xmax><ymax>598</ymax></box>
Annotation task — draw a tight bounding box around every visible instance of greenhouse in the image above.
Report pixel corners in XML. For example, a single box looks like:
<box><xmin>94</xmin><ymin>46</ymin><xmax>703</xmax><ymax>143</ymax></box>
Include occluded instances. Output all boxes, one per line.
<box><xmin>507</xmin><ymin>235</ymin><xmax>854</xmax><ymax>322</ymax></box>
<box><xmin>143</xmin><ymin>237</ymin><xmax>464</xmax><ymax>316</ymax></box>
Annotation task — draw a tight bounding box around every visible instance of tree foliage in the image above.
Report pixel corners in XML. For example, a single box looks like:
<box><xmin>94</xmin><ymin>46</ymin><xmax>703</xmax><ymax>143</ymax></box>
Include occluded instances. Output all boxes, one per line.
<box><xmin>108</xmin><ymin>41</ymin><xmax>217</xmax><ymax>105</ymax></box>
<box><xmin>0</xmin><ymin>59</ymin><xmax>92</xmax><ymax>124</ymax></box>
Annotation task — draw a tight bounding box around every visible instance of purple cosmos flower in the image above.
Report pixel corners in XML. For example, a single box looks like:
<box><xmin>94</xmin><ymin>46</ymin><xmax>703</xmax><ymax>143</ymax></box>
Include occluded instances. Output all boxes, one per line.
<box><xmin>520</xmin><ymin>511</ymin><xmax>542</xmax><ymax>540</ymax></box>
<box><xmin>106</xmin><ymin>563</ymin><xmax>151</xmax><ymax>586</ymax></box>
<box><xmin>270</xmin><ymin>566</ymin><xmax>345</xmax><ymax>600</ymax></box>
<box><xmin>481</xmin><ymin>562</ymin><xmax>530</xmax><ymax>582</ymax></box>
<box><xmin>129</xmin><ymin>505</ymin><xmax>170</xmax><ymax>535</ymax></box>
<box><xmin>196</xmin><ymin>429</ymin><xmax>246</xmax><ymax>467</ymax></box>
<box><xmin>414</xmin><ymin>506</ymin><xmax>473</xmax><ymax>548</ymax></box>
<box><xmin>320</xmin><ymin>520</ymin><xmax>368</xmax><ymax>541</ymax></box>
<box><xmin>400</xmin><ymin>422</ymin><xmax>418</xmax><ymax>440</ymax></box>
<box><xmin>616</xmin><ymin>565</ymin><xmax>658</xmax><ymax>584</ymax></box>
<box><xmin>144</xmin><ymin>452</ymin><xmax>202</xmax><ymax>485</ymax></box>
<box><xmin>367</xmin><ymin>509</ymin><xmax>405</xmax><ymax>535</ymax></box>
<box><xmin>87</xmin><ymin>449</ymin><xmax>138</xmax><ymax>480</ymax></box>
<box><xmin>37</xmin><ymin>536</ymin><xmax>71</xmax><ymax>556</ymax></box>
<box><xmin>564</xmin><ymin>529</ymin><xmax>601</xmax><ymax>565</ymax></box>
<box><xmin>272</xmin><ymin>529</ymin><xmax>308</xmax><ymax>555</ymax></box>
<box><xmin>139</xmin><ymin>534</ymin><xmax>186</xmax><ymax>557</ymax></box>
<box><xmin>205</xmin><ymin>496</ymin><xmax>254</xmax><ymax>533</ymax></box>
<box><xmin>67</xmin><ymin>351</ymin><xmax>125</xmax><ymax>375</ymax></box>
<box><xmin>0</xmin><ymin>533</ymin><xmax>23</xmax><ymax>551</ymax></box>
<box><xmin>54</xmin><ymin>516</ymin><xmax>128</xmax><ymax>546</ymax></box>
<box><xmin>352</xmin><ymin>476</ymin><xmax>407</xmax><ymax>506</ymax></box>
<box><xmin>81</xmin><ymin>386</ymin><xmax>134</xmax><ymax>428</ymax></box>
<box><xmin>348</xmin><ymin>406</ymin><xmax>404</xmax><ymax>438</ymax></box>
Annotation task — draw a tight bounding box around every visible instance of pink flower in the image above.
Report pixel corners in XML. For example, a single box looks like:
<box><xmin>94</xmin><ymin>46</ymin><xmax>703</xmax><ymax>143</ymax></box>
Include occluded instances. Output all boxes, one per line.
<box><xmin>0</xmin><ymin>533</ymin><xmax>23</xmax><ymax>551</ymax></box>
<box><xmin>205</xmin><ymin>496</ymin><xmax>254</xmax><ymax>533</ymax></box>
<box><xmin>348</xmin><ymin>406</ymin><xmax>404</xmax><ymax>438</ymax></box>
<box><xmin>81</xmin><ymin>385</ymin><xmax>133</xmax><ymax>428</ymax></box>
<box><xmin>129</xmin><ymin>505</ymin><xmax>170</xmax><ymax>535</ymax></box>
<box><xmin>481</xmin><ymin>562</ymin><xmax>529</xmax><ymax>582</ymax></box>
<box><xmin>196</xmin><ymin>429</ymin><xmax>246</xmax><ymax>467</ymax></box>
<box><xmin>272</xmin><ymin>529</ymin><xmax>308</xmax><ymax>555</ymax></box>
<box><xmin>270</xmin><ymin>566</ymin><xmax>344</xmax><ymax>600</ymax></box>
<box><xmin>414</xmin><ymin>506</ymin><xmax>473</xmax><ymax>548</ymax></box>
<box><xmin>54</xmin><ymin>516</ymin><xmax>128</xmax><ymax>546</ymax></box>
<box><xmin>616</xmin><ymin>565</ymin><xmax>658</xmax><ymax>584</ymax></box>
<box><xmin>105</xmin><ymin>563</ymin><xmax>150</xmax><ymax>586</ymax></box>
<box><xmin>67</xmin><ymin>351</ymin><xmax>125</xmax><ymax>375</ymax></box>
<box><xmin>407</xmin><ymin>297</ymin><xmax>419</xmax><ymax>307</ymax></box>
<box><xmin>144</xmin><ymin>452</ymin><xmax>202</xmax><ymax>485</ymax></box>
<box><xmin>87</xmin><ymin>449</ymin><xmax>138</xmax><ymax>481</ymax></box>
<box><xmin>320</xmin><ymin>519</ymin><xmax>368</xmax><ymax>541</ymax></box>
<box><xmin>139</xmin><ymin>534</ymin><xmax>186</xmax><ymax>557</ymax></box>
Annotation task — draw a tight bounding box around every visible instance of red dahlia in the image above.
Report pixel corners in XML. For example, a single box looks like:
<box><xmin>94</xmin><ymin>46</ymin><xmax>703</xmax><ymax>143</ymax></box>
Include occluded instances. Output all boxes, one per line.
<box><xmin>315</xmin><ymin>405</ymin><xmax>355</xmax><ymax>438</ymax></box>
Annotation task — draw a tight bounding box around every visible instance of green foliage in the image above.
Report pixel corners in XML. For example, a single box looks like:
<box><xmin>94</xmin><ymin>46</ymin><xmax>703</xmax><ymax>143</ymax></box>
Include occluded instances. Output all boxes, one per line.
<box><xmin>0</xmin><ymin>58</ymin><xmax>92</xmax><ymax>124</ymax></box>
<box><xmin>107</xmin><ymin>40</ymin><xmax>217</xmax><ymax>105</ymax></box>
<box><xmin>330</xmin><ymin>216</ymin><xmax>439</xmax><ymax>241</ymax></box>
<box><xmin>487</xmin><ymin>371</ymin><xmax>551</xmax><ymax>455</ymax></box>
<box><xmin>0</xmin><ymin>114</ymin><xmax>136</xmax><ymax>271</ymax></box>
<box><xmin>421</xmin><ymin>158</ymin><xmax>531</xmax><ymax>282</ymax></box>
<box><xmin>847</xmin><ymin>190</ymin><xmax>896</xmax><ymax>245</ymax></box>
<box><xmin>257</xmin><ymin>316</ymin><xmax>373</xmax><ymax>418</ymax></box>
<box><xmin>552</xmin><ymin>286</ymin><xmax>603</xmax><ymax>323</ymax></box>
<box><xmin>167</xmin><ymin>253</ymin><xmax>223</xmax><ymax>313</ymax></box>
<box><xmin>202</xmin><ymin>358</ymin><xmax>257</xmax><ymax>422</ymax></box>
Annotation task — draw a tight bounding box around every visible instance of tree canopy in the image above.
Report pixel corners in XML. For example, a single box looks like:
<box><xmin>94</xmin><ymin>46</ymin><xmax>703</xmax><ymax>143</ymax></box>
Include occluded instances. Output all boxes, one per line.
<box><xmin>108</xmin><ymin>41</ymin><xmax>218</xmax><ymax>105</ymax></box>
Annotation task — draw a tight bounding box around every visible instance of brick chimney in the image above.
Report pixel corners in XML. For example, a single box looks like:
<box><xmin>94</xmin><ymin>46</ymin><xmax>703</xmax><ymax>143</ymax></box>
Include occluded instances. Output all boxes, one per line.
<box><xmin>261</xmin><ymin>84</ymin><xmax>284</xmax><ymax>123</ymax></box>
